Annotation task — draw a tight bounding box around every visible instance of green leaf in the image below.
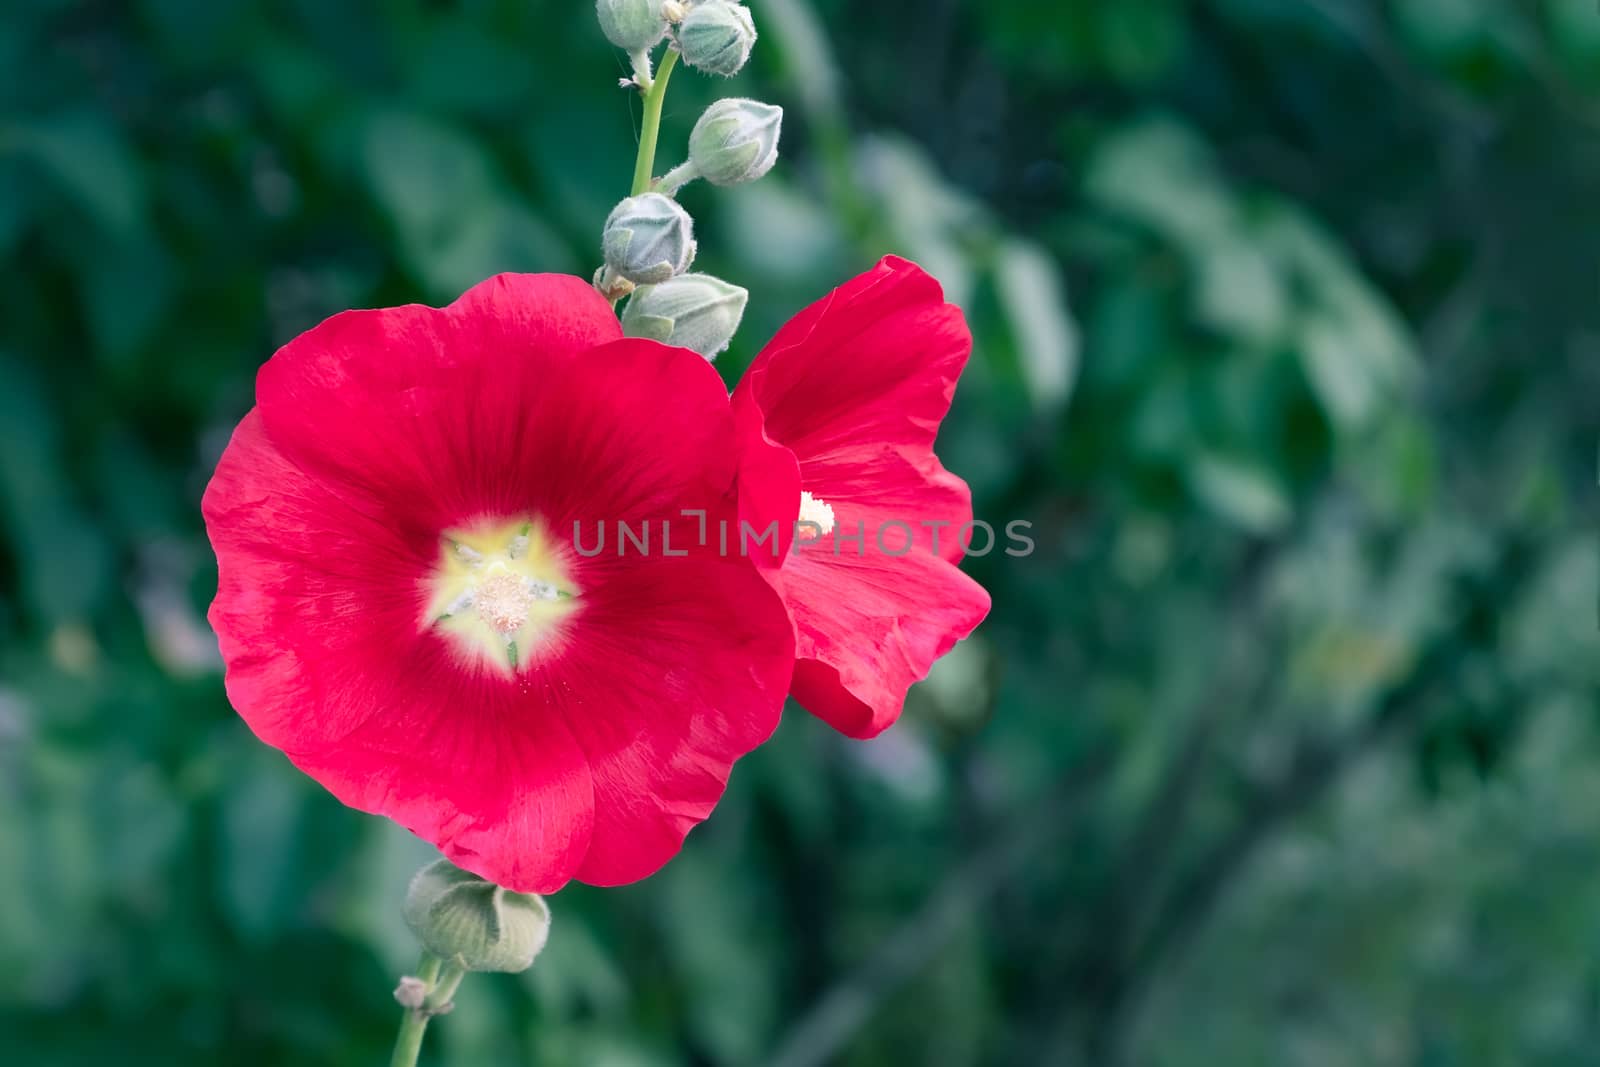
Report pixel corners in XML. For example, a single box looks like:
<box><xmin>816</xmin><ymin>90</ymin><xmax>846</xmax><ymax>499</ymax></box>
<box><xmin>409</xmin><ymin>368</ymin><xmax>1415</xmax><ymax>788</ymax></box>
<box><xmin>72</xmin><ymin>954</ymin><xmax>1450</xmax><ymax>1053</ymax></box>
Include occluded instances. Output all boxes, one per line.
<box><xmin>0</xmin><ymin>161</ymin><xmax>31</xmax><ymax>255</ymax></box>
<box><xmin>994</xmin><ymin>239</ymin><xmax>1080</xmax><ymax>412</ymax></box>
<box><xmin>1083</xmin><ymin>118</ymin><xmax>1233</xmax><ymax>253</ymax></box>
<box><xmin>1099</xmin><ymin>0</ymin><xmax>1186</xmax><ymax>84</ymax></box>
<box><xmin>1546</xmin><ymin>0</ymin><xmax>1600</xmax><ymax>80</ymax></box>
<box><xmin>1187</xmin><ymin>453</ymin><xmax>1292</xmax><ymax>534</ymax></box>
<box><xmin>218</xmin><ymin>749</ymin><xmax>311</xmax><ymax>940</ymax></box>
<box><xmin>1265</xmin><ymin>207</ymin><xmax>1418</xmax><ymax>428</ymax></box>
<box><xmin>363</xmin><ymin>111</ymin><xmax>573</xmax><ymax>296</ymax></box>
<box><xmin>1299</xmin><ymin>315</ymin><xmax>1380</xmax><ymax>426</ymax></box>
<box><xmin>724</xmin><ymin>178</ymin><xmax>848</xmax><ymax>282</ymax></box>
<box><xmin>856</xmin><ymin>136</ymin><xmax>985</xmax><ymax>304</ymax></box>
<box><xmin>405</xmin><ymin>21</ymin><xmax>539</xmax><ymax>116</ymax></box>
<box><xmin>1194</xmin><ymin>235</ymin><xmax>1291</xmax><ymax>346</ymax></box>
<box><xmin>13</xmin><ymin>111</ymin><xmax>147</xmax><ymax>235</ymax></box>
<box><xmin>1393</xmin><ymin>0</ymin><xmax>1512</xmax><ymax>59</ymax></box>
<box><xmin>761</xmin><ymin>0</ymin><xmax>846</xmax><ymax>120</ymax></box>
<box><xmin>80</xmin><ymin>237</ymin><xmax>176</xmax><ymax>363</ymax></box>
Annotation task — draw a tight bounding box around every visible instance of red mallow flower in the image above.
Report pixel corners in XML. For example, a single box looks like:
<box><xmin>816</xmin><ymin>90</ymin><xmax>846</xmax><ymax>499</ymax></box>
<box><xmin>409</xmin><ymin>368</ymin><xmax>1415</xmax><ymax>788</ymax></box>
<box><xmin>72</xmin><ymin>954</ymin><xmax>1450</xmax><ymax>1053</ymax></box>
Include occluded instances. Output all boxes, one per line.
<box><xmin>732</xmin><ymin>257</ymin><xmax>992</xmax><ymax>739</ymax></box>
<box><xmin>203</xmin><ymin>274</ymin><xmax>794</xmax><ymax>893</ymax></box>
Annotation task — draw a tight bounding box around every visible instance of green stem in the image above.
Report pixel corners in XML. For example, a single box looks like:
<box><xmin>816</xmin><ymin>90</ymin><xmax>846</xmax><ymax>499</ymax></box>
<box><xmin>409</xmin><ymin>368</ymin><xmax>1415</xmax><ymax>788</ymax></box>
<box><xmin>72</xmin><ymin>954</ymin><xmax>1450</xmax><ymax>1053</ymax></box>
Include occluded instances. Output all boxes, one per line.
<box><xmin>628</xmin><ymin>47</ymin><xmax>654</xmax><ymax>90</ymax></box>
<box><xmin>630</xmin><ymin>48</ymin><xmax>679</xmax><ymax>196</ymax></box>
<box><xmin>389</xmin><ymin>953</ymin><xmax>443</xmax><ymax>1067</ymax></box>
<box><xmin>427</xmin><ymin>963</ymin><xmax>469</xmax><ymax>1015</ymax></box>
<box><xmin>654</xmin><ymin>160</ymin><xmax>699</xmax><ymax>195</ymax></box>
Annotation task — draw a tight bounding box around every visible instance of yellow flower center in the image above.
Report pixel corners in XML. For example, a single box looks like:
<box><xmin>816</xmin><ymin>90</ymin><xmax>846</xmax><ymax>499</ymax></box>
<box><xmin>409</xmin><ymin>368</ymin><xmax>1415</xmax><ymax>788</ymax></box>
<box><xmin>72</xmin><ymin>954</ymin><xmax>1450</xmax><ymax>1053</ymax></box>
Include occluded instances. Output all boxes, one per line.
<box><xmin>423</xmin><ymin>517</ymin><xmax>579</xmax><ymax>675</ymax></box>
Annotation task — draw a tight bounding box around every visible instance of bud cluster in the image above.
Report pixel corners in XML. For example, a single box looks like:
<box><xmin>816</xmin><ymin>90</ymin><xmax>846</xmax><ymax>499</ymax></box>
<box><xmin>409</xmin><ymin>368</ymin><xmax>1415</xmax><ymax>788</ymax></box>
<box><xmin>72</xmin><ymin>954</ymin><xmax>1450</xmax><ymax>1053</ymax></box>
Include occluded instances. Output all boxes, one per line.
<box><xmin>592</xmin><ymin>0</ymin><xmax>783</xmax><ymax>359</ymax></box>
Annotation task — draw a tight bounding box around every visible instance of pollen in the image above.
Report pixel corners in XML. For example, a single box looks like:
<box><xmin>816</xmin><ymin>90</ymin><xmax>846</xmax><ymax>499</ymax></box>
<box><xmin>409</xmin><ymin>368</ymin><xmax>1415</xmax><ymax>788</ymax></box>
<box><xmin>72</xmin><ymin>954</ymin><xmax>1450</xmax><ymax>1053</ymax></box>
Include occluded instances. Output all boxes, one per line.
<box><xmin>797</xmin><ymin>491</ymin><xmax>836</xmax><ymax>540</ymax></box>
<box><xmin>424</xmin><ymin>517</ymin><xmax>578</xmax><ymax>676</ymax></box>
<box><xmin>474</xmin><ymin>571</ymin><xmax>531</xmax><ymax>634</ymax></box>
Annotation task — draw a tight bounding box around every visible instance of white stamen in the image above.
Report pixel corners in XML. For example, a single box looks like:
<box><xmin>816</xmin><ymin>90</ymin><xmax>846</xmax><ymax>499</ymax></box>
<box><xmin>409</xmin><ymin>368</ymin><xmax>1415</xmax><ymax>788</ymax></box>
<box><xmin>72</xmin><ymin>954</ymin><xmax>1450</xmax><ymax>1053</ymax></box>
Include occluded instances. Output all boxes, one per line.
<box><xmin>438</xmin><ymin>589</ymin><xmax>476</xmax><ymax>619</ymax></box>
<box><xmin>524</xmin><ymin>577</ymin><xmax>562</xmax><ymax>601</ymax></box>
<box><xmin>797</xmin><ymin>491</ymin><xmax>836</xmax><ymax>540</ymax></box>
<box><xmin>474</xmin><ymin>571</ymin><xmax>531</xmax><ymax>635</ymax></box>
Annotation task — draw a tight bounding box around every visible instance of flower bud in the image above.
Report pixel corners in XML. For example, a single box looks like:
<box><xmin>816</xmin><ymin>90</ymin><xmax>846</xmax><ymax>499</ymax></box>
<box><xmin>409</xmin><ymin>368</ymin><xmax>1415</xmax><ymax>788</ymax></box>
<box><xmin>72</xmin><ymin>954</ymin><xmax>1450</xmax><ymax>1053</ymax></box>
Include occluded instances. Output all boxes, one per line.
<box><xmin>688</xmin><ymin>98</ymin><xmax>782</xmax><ymax>187</ymax></box>
<box><xmin>603</xmin><ymin>193</ymin><xmax>696</xmax><ymax>284</ymax></box>
<box><xmin>677</xmin><ymin>1</ymin><xmax>757</xmax><ymax>77</ymax></box>
<box><xmin>596</xmin><ymin>0</ymin><xmax>668</xmax><ymax>51</ymax></box>
<box><xmin>622</xmin><ymin>273</ymin><xmax>748</xmax><ymax>359</ymax></box>
<box><xmin>402</xmin><ymin>859</ymin><xmax>551</xmax><ymax>973</ymax></box>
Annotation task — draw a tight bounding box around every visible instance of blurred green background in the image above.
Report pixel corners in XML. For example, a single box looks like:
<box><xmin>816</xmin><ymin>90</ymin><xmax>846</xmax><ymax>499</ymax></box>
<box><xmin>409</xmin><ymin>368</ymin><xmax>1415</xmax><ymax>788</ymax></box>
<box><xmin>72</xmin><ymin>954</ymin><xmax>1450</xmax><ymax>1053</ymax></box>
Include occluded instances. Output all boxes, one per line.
<box><xmin>2</xmin><ymin>0</ymin><xmax>1599</xmax><ymax>1064</ymax></box>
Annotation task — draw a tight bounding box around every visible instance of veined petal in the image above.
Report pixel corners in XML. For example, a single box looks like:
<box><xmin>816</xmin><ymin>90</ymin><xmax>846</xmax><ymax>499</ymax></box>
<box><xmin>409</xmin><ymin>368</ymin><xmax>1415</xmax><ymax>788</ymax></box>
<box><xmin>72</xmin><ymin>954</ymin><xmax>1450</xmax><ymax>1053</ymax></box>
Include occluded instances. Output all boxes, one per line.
<box><xmin>741</xmin><ymin>256</ymin><xmax>971</xmax><ymax>459</ymax></box>
<box><xmin>773</xmin><ymin>549</ymin><xmax>990</xmax><ymax>739</ymax></box>
<box><xmin>732</xmin><ymin>257</ymin><xmax>991</xmax><ymax>736</ymax></box>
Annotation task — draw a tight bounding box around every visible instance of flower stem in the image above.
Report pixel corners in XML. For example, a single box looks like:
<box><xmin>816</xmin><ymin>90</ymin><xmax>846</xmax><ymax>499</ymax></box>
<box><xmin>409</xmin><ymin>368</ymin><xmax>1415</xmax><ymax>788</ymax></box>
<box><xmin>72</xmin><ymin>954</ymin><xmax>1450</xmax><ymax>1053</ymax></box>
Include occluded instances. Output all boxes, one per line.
<box><xmin>628</xmin><ymin>47</ymin><xmax>654</xmax><ymax>90</ymax></box>
<box><xmin>630</xmin><ymin>48</ymin><xmax>679</xmax><ymax>196</ymax></box>
<box><xmin>390</xmin><ymin>952</ymin><xmax>457</xmax><ymax>1067</ymax></box>
<box><xmin>653</xmin><ymin>160</ymin><xmax>699</xmax><ymax>195</ymax></box>
<box><xmin>429</xmin><ymin>962</ymin><xmax>469</xmax><ymax>1013</ymax></box>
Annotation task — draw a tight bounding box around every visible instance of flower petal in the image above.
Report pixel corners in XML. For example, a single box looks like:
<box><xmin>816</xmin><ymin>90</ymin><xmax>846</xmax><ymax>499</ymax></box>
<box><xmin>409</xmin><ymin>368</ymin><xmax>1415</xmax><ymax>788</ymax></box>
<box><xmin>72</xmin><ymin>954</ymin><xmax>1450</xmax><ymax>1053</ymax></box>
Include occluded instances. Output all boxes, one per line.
<box><xmin>740</xmin><ymin>256</ymin><xmax>972</xmax><ymax>459</ymax></box>
<box><xmin>773</xmin><ymin>548</ymin><xmax>990</xmax><ymax>738</ymax></box>
<box><xmin>559</xmin><ymin>554</ymin><xmax>792</xmax><ymax>885</ymax></box>
<box><xmin>732</xmin><ymin>359</ymin><xmax>801</xmax><ymax>569</ymax></box>
<box><xmin>255</xmin><ymin>272</ymin><xmax>623</xmax><ymax>522</ymax></box>
<box><xmin>524</xmin><ymin>339</ymin><xmax>796</xmax><ymax>884</ymax></box>
<box><xmin>731</xmin><ymin>256</ymin><xmax>990</xmax><ymax>736</ymax></box>
<box><xmin>205</xmin><ymin>411</ymin><xmax>597</xmax><ymax>892</ymax></box>
<box><xmin>796</xmin><ymin>441</ymin><xmax>974</xmax><ymax>564</ymax></box>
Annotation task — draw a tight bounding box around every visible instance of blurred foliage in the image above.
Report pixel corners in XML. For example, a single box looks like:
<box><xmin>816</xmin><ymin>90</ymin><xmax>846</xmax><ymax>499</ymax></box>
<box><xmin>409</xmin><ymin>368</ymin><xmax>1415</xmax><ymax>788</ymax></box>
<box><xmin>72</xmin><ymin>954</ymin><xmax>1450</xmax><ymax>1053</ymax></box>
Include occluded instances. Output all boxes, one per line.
<box><xmin>2</xmin><ymin>0</ymin><xmax>1599</xmax><ymax>1064</ymax></box>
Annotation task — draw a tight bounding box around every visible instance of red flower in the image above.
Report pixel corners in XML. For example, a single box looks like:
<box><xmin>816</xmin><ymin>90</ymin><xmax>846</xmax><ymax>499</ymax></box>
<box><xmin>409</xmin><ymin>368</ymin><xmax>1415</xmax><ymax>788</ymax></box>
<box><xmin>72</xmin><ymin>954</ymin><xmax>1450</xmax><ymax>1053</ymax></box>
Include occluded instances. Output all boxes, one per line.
<box><xmin>204</xmin><ymin>274</ymin><xmax>794</xmax><ymax>893</ymax></box>
<box><xmin>733</xmin><ymin>257</ymin><xmax>992</xmax><ymax>739</ymax></box>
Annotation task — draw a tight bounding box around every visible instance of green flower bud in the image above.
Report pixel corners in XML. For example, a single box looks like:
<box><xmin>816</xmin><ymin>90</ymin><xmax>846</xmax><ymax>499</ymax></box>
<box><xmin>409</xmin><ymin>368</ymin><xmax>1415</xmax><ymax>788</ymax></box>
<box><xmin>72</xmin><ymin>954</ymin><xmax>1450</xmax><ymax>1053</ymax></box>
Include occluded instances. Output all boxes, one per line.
<box><xmin>622</xmin><ymin>273</ymin><xmax>748</xmax><ymax>359</ymax></box>
<box><xmin>596</xmin><ymin>0</ymin><xmax>668</xmax><ymax>51</ymax></box>
<box><xmin>402</xmin><ymin>860</ymin><xmax>551</xmax><ymax>973</ymax></box>
<box><xmin>678</xmin><ymin>1</ymin><xmax>756</xmax><ymax>77</ymax></box>
<box><xmin>603</xmin><ymin>193</ymin><xmax>696</xmax><ymax>284</ymax></box>
<box><xmin>688</xmin><ymin>98</ymin><xmax>782</xmax><ymax>187</ymax></box>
